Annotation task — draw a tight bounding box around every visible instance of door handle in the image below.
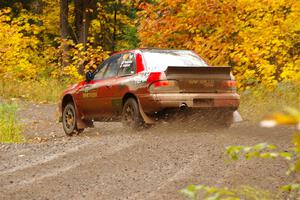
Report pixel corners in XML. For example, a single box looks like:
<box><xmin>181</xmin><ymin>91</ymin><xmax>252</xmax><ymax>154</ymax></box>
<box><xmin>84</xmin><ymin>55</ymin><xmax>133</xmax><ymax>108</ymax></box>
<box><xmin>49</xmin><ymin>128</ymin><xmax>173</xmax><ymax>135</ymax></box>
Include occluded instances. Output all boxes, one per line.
<box><xmin>84</xmin><ymin>84</ymin><xmax>92</xmax><ymax>88</ymax></box>
<box><xmin>106</xmin><ymin>85</ymin><xmax>112</xmax><ymax>88</ymax></box>
<box><xmin>83</xmin><ymin>85</ymin><xmax>92</xmax><ymax>92</ymax></box>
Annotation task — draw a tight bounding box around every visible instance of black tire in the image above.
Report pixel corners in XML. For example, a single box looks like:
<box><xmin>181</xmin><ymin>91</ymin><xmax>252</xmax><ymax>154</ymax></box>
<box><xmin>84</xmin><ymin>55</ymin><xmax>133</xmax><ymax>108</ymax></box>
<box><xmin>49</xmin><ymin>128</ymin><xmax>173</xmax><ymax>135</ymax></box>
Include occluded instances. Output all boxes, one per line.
<box><xmin>62</xmin><ymin>103</ymin><xmax>84</xmax><ymax>136</ymax></box>
<box><xmin>122</xmin><ymin>98</ymin><xmax>144</xmax><ymax>130</ymax></box>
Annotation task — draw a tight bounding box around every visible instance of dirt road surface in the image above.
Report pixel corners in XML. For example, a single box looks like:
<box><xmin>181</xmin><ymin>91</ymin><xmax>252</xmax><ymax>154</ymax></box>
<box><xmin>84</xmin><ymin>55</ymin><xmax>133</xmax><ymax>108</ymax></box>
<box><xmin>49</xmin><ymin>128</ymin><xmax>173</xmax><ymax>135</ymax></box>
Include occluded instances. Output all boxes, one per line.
<box><xmin>0</xmin><ymin>103</ymin><xmax>294</xmax><ymax>200</ymax></box>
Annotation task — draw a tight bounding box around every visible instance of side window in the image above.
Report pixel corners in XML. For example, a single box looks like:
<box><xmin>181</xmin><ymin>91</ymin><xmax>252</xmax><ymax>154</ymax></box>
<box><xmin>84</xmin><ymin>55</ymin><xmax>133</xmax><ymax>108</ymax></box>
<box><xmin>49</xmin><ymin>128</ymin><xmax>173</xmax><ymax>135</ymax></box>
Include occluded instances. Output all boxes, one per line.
<box><xmin>103</xmin><ymin>54</ymin><xmax>122</xmax><ymax>79</ymax></box>
<box><xmin>118</xmin><ymin>53</ymin><xmax>136</xmax><ymax>76</ymax></box>
<box><xmin>94</xmin><ymin>59</ymin><xmax>110</xmax><ymax>80</ymax></box>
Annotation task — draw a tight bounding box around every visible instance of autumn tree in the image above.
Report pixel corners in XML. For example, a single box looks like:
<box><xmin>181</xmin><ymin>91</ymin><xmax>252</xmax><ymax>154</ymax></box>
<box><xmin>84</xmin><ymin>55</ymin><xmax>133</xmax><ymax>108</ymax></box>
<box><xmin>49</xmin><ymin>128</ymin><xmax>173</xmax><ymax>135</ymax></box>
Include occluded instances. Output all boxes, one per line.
<box><xmin>60</xmin><ymin>0</ymin><xmax>70</xmax><ymax>67</ymax></box>
<box><xmin>138</xmin><ymin>0</ymin><xmax>300</xmax><ymax>89</ymax></box>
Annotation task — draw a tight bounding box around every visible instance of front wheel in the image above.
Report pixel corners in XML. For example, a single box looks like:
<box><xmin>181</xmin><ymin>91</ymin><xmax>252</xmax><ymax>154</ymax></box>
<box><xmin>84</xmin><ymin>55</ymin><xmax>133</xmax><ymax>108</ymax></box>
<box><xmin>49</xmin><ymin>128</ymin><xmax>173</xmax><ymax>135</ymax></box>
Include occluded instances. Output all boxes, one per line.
<box><xmin>62</xmin><ymin>103</ymin><xmax>84</xmax><ymax>136</ymax></box>
<box><xmin>122</xmin><ymin>98</ymin><xmax>144</xmax><ymax>130</ymax></box>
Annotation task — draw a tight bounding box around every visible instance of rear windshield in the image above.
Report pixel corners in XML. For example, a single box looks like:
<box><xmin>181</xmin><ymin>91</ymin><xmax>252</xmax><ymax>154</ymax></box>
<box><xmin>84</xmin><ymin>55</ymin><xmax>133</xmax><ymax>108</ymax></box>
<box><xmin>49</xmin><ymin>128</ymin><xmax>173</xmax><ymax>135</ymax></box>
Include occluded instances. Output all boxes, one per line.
<box><xmin>142</xmin><ymin>50</ymin><xmax>208</xmax><ymax>72</ymax></box>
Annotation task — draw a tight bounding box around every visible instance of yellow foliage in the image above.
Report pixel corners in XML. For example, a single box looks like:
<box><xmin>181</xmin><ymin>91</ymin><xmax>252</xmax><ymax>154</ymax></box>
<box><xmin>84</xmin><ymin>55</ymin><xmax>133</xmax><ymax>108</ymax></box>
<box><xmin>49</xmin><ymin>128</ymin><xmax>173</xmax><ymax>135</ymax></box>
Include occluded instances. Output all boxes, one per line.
<box><xmin>138</xmin><ymin>0</ymin><xmax>300</xmax><ymax>89</ymax></box>
<box><xmin>1</xmin><ymin>0</ymin><xmax>299</xmax><ymax>88</ymax></box>
<box><xmin>0</xmin><ymin>5</ymin><xmax>109</xmax><ymax>82</ymax></box>
<box><xmin>71</xmin><ymin>42</ymin><xmax>109</xmax><ymax>73</ymax></box>
<box><xmin>51</xmin><ymin>41</ymin><xmax>109</xmax><ymax>81</ymax></box>
<box><xmin>0</xmin><ymin>8</ymin><xmax>45</xmax><ymax>80</ymax></box>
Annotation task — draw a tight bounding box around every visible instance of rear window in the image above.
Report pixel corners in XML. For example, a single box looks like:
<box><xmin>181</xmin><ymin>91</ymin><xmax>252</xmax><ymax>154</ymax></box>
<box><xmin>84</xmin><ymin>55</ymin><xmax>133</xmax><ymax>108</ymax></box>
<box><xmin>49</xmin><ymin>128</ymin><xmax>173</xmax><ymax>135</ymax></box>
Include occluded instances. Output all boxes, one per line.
<box><xmin>142</xmin><ymin>50</ymin><xmax>208</xmax><ymax>72</ymax></box>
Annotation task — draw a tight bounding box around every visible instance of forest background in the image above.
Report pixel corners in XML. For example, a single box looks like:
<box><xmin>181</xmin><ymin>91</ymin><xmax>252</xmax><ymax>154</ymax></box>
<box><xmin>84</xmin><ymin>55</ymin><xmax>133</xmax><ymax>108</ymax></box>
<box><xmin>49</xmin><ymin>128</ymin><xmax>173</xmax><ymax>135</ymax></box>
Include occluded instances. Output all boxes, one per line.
<box><xmin>0</xmin><ymin>0</ymin><xmax>299</xmax><ymax>119</ymax></box>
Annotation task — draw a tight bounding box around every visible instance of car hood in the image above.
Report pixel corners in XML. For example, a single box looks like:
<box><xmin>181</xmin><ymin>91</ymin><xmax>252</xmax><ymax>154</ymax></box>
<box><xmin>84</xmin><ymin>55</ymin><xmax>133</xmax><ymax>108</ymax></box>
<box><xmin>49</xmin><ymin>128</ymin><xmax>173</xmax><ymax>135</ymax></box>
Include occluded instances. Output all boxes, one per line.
<box><xmin>63</xmin><ymin>81</ymin><xmax>85</xmax><ymax>95</ymax></box>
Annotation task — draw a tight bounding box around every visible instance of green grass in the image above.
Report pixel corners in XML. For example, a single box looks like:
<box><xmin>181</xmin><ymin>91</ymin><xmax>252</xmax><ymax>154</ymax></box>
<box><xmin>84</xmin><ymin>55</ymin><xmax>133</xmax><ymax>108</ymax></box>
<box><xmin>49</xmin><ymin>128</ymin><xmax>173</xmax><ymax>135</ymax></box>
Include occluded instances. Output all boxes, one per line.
<box><xmin>0</xmin><ymin>103</ymin><xmax>24</xmax><ymax>143</ymax></box>
<box><xmin>0</xmin><ymin>79</ymin><xmax>69</xmax><ymax>103</ymax></box>
<box><xmin>239</xmin><ymin>82</ymin><xmax>300</xmax><ymax>121</ymax></box>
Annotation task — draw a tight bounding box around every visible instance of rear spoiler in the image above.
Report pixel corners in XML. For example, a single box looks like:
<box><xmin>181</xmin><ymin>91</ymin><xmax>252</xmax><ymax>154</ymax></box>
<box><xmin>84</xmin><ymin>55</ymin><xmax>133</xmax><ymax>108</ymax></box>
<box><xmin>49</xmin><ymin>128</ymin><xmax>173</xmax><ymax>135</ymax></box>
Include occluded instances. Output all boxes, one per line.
<box><xmin>165</xmin><ymin>66</ymin><xmax>232</xmax><ymax>80</ymax></box>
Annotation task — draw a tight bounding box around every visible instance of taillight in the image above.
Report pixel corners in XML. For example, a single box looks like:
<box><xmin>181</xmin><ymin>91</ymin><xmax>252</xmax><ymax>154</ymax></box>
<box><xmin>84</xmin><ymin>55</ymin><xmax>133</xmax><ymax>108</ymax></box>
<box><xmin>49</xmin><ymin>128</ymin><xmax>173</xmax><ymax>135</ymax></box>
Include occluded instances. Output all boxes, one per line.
<box><xmin>220</xmin><ymin>80</ymin><xmax>237</xmax><ymax>90</ymax></box>
<box><xmin>146</xmin><ymin>72</ymin><xmax>167</xmax><ymax>83</ymax></box>
<box><xmin>153</xmin><ymin>80</ymin><xmax>170</xmax><ymax>87</ymax></box>
<box><xmin>149</xmin><ymin>80</ymin><xmax>179</xmax><ymax>93</ymax></box>
<box><xmin>147</xmin><ymin>72</ymin><xmax>178</xmax><ymax>93</ymax></box>
<box><xmin>225</xmin><ymin>80</ymin><xmax>237</xmax><ymax>88</ymax></box>
<box><xmin>147</xmin><ymin>72</ymin><xmax>162</xmax><ymax>83</ymax></box>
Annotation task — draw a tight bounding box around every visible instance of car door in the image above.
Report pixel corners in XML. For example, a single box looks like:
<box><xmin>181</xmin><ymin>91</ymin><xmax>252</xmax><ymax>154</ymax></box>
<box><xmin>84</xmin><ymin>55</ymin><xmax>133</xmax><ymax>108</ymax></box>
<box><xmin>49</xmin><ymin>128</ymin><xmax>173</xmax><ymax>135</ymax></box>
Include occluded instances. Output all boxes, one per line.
<box><xmin>75</xmin><ymin>59</ymin><xmax>110</xmax><ymax>118</ymax></box>
<box><xmin>110</xmin><ymin>52</ymin><xmax>137</xmax><ymax>114</ymax></box>
<box><xmin>94</xmin><ymin>54</ymin><xmax>122</xmax><ymax>117</ymax></box>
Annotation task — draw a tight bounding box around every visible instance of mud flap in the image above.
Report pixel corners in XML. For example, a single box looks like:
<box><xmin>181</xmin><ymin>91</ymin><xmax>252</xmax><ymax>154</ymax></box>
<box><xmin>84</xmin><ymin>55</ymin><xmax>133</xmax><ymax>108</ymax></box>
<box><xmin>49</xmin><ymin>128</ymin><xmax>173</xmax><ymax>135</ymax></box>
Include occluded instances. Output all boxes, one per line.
<box><xmin>77</xmin><ymin>117</ymin><xmax>94</xmax><ymax>129</ymax></box>
<box><xmin>233</xmin><ymin>111</ymin><xmax>243</xmax><ymax>123</ymax></box>
<box><xmin>137</xmin><ymin>99</ymin><xmax>155</xmax><ymax>125</ymax></box>
<box><xmin>74</xmin><ymin>103</ymin><xmax>94</xmax><ymax>129</ymax></box>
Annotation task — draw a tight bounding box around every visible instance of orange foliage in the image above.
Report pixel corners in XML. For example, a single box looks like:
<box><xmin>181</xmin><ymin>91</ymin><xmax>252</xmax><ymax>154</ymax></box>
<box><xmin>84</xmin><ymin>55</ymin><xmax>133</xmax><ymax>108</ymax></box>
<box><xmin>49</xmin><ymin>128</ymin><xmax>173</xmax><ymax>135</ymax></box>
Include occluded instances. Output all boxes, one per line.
<box><xmin>138</xmin><ymin>0</ymin><xmax>300</xmax><ymax>89</ymax></box>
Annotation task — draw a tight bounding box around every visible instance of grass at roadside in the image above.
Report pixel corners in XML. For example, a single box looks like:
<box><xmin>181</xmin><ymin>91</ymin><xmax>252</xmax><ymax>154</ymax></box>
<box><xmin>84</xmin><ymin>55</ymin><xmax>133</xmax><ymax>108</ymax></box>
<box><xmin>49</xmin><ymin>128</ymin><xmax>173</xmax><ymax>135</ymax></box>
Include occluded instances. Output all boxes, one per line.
<box><xmin>0</xmin><ymin>79</ymin><xmax>70</xmax><ymax>103</ymax></box>
<box><xmin>0</xmin><ymin>78</ymin><xmax>72</xmax><ymax>143</ymax></box>
<box><xmin>0</xmin><ymin>102</ymin><xmax>24</xmax><ymax>143</ymax></box>
<box><xmin>239</xmin><ymin>82</ymin><xmax>300</xmax><ymax>121</ymax></box>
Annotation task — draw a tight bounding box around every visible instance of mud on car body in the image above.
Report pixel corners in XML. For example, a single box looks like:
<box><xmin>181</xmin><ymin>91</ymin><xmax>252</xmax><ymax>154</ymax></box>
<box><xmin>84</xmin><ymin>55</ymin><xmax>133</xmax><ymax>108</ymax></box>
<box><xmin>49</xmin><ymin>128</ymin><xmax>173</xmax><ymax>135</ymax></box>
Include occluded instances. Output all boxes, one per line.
<box><xmin>59</xmin><ymin>49</ymin><xmax>240</xmax><ymax>135</ymax></box>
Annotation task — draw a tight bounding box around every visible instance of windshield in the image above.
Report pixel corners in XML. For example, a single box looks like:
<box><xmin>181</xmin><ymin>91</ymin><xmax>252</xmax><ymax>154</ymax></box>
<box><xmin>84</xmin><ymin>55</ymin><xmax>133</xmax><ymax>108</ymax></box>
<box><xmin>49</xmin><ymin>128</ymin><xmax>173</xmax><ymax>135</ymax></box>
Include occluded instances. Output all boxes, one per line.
<box><xmin>142</xmin><ymin>50</ymin><xmax>208</xmax><ymax>72</ymax></box>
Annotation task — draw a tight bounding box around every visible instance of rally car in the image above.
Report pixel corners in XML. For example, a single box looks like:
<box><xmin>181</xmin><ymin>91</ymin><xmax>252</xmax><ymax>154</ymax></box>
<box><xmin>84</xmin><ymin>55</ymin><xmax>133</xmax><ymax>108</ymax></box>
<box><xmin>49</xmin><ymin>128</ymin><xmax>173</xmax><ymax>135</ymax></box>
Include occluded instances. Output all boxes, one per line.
<box><xmin>59</xmin><ymin>49</ymin><xmax>240</xmax><ymax>135</ymax></box>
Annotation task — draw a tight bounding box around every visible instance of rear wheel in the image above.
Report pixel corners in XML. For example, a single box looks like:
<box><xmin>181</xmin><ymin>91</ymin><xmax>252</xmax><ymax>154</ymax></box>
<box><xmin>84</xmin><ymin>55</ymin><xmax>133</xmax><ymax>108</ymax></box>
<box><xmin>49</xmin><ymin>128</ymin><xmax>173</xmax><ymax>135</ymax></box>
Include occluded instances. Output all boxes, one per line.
<box><xmin>62</xmin><ymin>103</ymin><xmax>84</xmax><ymax>136</ymax></box>
<box><xmin>122</xmin><ymin>98</ymin><xmax>144</xmax><ymax>130</ymax></box>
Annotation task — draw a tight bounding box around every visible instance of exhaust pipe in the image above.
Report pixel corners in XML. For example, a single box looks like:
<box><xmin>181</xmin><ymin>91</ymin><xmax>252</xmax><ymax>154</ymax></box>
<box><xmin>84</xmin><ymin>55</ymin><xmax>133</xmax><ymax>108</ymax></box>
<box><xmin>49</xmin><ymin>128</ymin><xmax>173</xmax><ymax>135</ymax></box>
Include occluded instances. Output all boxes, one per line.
<box><xmin>180</xmin><ymin>103</ymin><xmax>188</xmax><ymax>110</ymax></box>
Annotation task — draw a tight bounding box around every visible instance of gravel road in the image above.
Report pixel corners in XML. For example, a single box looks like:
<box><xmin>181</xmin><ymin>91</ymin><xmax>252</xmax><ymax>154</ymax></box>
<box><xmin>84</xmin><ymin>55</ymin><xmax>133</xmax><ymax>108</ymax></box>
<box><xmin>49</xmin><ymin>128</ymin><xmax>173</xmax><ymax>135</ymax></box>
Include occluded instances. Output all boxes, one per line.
<box><xmin>0</xmin><ymin>103</ymin><xmax>294</xmax><ymax>200</ymax></box>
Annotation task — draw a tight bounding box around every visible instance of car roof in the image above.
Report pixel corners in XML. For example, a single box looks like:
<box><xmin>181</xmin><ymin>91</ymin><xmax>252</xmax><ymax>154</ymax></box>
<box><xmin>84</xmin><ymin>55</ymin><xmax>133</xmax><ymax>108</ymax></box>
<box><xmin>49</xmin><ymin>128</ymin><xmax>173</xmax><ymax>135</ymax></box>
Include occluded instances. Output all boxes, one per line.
<box><xmin>111</xmin><ymin>48</ymin><xmax>193</xmax><ymax>56</ymax></box>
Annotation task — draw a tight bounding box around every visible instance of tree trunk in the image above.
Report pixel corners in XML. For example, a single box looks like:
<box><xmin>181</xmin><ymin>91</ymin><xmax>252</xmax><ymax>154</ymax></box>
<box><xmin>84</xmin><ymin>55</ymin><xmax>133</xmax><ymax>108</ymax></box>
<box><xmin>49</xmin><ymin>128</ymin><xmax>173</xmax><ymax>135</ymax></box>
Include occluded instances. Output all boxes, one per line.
<box><xmin>29</xmin><ymin>0</ymin><xmax>43</xmax><ymax>14</ymax></box>
<box><xmin>75</xmin><ymin>0</ymin><xmax>93</xmax><ymax>47</ymax></box>
<box><xmin>60</xmin><ymin>0</ymin><xmax>70</xmax><ymax>67</ymax></box>
<box><xmin>75</xmin><ymin>0</ymin><xmax>95</xmax><ymax>74</ymax></box>
<box><xmin>74</xmin><ymin>0</ymin><xmax>83</xmax><ymax>44</ymax></box>
<box><xmin>112</xmin><ymin>0</ymin><xmax>118</xmax><ymax>52</ymax></box>
<box><xmin>81</xmin><ymin>0</ymin><xmax>89</xmax><ymax>49</ymax></box>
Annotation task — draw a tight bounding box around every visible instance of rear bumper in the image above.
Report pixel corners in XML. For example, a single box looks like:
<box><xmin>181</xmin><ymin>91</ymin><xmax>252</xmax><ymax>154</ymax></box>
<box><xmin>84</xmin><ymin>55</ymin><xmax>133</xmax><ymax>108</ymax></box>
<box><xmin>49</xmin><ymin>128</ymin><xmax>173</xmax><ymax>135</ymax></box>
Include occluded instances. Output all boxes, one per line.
<box><xmin>139</xmin><ymin>93</ymin><xmax>240</xmax><ymax>113</ymax></box>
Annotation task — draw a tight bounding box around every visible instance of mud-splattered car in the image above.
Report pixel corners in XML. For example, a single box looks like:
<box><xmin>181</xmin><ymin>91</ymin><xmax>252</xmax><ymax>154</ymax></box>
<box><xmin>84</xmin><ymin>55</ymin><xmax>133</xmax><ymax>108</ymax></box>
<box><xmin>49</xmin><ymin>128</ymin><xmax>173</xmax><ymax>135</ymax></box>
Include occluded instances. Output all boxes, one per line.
<box><xmin>59</xmin><ymin>49</ymin><xmax>240</xmax><ymax>135</ymax></box>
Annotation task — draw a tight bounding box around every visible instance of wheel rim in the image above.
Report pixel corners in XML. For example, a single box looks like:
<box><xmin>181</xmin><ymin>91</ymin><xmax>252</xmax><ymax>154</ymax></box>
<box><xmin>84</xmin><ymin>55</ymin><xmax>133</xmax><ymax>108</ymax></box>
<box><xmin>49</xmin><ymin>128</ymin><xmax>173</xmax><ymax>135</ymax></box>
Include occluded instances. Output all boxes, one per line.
<box><xmin>64</xmin><ymin>107</ymin><xmax>75</xmax><ymax>130</ymax></box>
<box><xmin>124</xmin><ymin>104</ymin><xmax>134</xmax><ymax>125</ymax></box>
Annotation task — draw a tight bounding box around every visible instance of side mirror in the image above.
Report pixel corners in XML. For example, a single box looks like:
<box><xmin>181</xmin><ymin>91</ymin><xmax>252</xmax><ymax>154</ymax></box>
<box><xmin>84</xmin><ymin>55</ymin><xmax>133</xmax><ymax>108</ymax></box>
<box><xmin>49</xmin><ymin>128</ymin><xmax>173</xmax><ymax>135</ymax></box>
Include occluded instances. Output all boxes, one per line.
<box><xmin>85</xmin><ymin>71</ymin><xmax>93</xmax><ymax>82</ymax></box>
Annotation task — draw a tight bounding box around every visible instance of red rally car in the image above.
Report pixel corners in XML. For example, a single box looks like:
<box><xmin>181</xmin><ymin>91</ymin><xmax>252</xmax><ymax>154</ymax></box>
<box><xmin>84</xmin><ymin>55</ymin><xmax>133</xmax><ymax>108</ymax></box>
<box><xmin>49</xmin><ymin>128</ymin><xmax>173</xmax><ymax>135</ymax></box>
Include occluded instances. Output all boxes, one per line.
<box><xmin>59</xmin><ymin>49</ymin><xmax>240</xmax><ymax>135</ymax></box>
